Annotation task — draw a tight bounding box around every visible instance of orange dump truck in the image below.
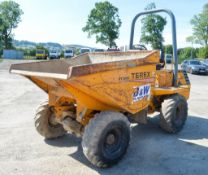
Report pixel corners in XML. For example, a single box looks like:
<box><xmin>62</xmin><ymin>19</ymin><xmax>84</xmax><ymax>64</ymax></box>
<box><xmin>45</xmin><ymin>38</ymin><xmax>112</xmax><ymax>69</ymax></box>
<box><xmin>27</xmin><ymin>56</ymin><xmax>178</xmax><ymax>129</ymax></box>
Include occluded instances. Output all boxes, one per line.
<box><xmin>10</xmin><ymin>9</ymin><xmax>190</xmax><ymax>168</ymax></box>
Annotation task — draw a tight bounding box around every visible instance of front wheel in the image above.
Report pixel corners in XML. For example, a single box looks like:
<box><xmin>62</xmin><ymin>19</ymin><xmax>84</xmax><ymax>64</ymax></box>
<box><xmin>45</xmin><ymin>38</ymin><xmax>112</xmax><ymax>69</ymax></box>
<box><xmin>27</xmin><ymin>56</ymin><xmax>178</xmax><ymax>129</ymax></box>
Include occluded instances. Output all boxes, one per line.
<box><xmin>82</xmin><ymin>111</ymin><xmax>130</xmax><ymax>168</ymax></box>
<box><xmin>160</xmin><ymin>94</ymin><xmax>188</xmax><ymax>133</ymax></box>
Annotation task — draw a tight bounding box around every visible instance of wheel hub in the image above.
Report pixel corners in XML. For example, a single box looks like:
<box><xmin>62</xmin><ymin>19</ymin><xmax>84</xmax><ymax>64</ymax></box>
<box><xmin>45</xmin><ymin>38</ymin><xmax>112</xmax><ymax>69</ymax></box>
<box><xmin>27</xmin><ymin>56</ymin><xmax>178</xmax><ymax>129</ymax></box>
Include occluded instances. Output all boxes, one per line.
<box><xmin>106</xmin><ymin>133</ymin><xmax>116</xmax><ymax>145</ymax></box>
<box><xmin>48</xmin><ymin>114</ymin><xmax>59</xmax><ymax>126</ymax></box>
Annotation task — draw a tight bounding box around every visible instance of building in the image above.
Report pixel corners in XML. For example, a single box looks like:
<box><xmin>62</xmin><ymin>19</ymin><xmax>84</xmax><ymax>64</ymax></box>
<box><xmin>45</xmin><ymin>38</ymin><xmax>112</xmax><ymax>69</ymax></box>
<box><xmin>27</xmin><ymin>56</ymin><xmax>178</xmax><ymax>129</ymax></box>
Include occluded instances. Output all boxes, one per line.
<box><xmin>3</xmin><ymin>50</ymin><xmax>24</xmax><ymax>59</ymax></box>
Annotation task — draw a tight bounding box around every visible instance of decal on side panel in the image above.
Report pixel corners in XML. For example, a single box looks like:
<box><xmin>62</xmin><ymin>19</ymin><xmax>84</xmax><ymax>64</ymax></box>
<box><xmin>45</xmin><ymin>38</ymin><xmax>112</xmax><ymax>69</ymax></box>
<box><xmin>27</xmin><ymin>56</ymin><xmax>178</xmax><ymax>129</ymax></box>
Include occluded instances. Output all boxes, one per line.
<box><xmin>133</xmin><ymin>84</ymin><xmax>151</xmax><ymax>102</ymax></box>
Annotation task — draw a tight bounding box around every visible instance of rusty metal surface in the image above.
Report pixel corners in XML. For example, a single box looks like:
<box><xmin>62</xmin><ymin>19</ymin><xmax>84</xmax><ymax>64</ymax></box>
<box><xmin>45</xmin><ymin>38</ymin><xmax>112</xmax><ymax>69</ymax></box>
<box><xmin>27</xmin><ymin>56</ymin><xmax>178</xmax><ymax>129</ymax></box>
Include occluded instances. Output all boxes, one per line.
<box><xmin>10</xmin><ymin>50</ymin><xmax>159</xmax><ymax>79</ymax></box>
<box><xmin>69</xmin><ymin>50</ymin><xmax>159</xmax><ymax>77</ymax></box>
<box><xmin>9</xmin><ymin>53</ymin><xmax>91</xmax><ymax>76</ymax></box>
<box><xmin>10</xmin><ymin>59</ymin><xmax>71</xmax><ymax>74</ymax></box>
<box><xmin>88</xmin><ymin>50</ymin><xmax>157</xmax><ymax>63</ymax></box>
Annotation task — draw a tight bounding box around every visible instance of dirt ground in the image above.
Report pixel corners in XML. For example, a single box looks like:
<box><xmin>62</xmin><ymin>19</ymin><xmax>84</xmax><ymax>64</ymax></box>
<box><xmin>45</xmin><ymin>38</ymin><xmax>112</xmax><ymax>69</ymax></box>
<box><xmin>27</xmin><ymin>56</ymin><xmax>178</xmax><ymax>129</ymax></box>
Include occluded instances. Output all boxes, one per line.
<box><xmin>0</xmin><ymin>60</ymin><xmax>208</xmax><ymax>175</ymax></box>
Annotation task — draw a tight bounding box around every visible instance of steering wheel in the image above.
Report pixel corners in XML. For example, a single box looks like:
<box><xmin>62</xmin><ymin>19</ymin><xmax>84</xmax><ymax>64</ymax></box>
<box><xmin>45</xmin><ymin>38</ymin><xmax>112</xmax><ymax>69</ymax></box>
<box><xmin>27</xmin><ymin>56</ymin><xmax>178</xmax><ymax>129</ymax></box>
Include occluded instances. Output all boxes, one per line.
<box><xmin>132</xmin><ymin>44</ymin><xmax>147</xmax><ymax>50</ymax></box>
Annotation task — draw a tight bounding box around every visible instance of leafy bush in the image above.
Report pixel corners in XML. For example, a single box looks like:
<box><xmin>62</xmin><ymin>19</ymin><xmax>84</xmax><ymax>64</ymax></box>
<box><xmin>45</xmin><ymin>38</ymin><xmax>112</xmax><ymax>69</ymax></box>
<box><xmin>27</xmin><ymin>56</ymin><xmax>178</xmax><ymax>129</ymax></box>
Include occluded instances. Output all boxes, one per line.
<box><xmin>196</xmin><ymin>46</ymin><xmax>208</xmax><ymax>58</ymax></box>
<box><xmin>177</xmin><ymin>47</ymin><xmax>198</xmax><ymax>63</ymax></box>
<box><xmin>165</xmin><ymin>45</ymin><xmax>208</xmax><ymax>63</ymax></box>
<box><xmin>16</xmin><ymin>48</ymin><xmax>36</xmax><ymax>58</ymax></box>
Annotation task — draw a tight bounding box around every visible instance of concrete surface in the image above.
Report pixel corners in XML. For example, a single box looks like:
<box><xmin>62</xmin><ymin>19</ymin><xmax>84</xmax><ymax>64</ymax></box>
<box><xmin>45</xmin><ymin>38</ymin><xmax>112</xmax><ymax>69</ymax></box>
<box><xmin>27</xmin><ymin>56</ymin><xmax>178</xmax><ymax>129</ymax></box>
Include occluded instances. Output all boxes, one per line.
<box><xmin>0</xmin><ymin>60</ymin><xmax>208</xmax><ymax>175</ymax></box>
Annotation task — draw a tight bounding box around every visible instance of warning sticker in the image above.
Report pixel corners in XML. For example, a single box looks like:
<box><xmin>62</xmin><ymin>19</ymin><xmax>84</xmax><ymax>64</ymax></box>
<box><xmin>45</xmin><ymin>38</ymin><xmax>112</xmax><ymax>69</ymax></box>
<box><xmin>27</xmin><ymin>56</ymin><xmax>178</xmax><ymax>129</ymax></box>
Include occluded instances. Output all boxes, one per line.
<box><xmin>133</xmin><ymin>84</ymin><xmax>151</xmax><ymax>102</ymax></box>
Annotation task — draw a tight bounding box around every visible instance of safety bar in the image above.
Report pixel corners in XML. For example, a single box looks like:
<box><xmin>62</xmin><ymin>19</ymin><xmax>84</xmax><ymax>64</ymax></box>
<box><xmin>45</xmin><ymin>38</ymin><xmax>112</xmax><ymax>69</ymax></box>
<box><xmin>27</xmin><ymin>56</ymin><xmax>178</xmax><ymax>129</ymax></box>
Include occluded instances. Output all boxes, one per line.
<box><xmin>129</xmin><ymin>9</ymin><xmax>178</xmax><ymax>87</ymax></box>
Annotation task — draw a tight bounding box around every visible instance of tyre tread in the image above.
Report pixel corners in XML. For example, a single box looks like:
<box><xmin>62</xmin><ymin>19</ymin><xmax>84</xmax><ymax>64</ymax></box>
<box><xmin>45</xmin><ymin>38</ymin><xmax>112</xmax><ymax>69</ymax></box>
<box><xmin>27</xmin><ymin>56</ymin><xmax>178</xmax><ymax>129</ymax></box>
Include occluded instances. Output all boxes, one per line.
<box><xmin>82</xmin><ymin>111</ymin><xmax>130</xmax><ymax>167</ymax></box>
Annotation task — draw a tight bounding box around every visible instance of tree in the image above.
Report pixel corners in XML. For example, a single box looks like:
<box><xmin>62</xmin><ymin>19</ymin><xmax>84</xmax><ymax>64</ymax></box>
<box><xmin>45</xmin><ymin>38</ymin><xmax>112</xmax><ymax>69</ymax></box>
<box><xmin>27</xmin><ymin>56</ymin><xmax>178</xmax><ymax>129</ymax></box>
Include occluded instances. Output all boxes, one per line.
<box><xmin>178</xmin><ymin>47</ymin><xmax>199</xmax><ymax>63</ymax></box>
<box><xmin>82</xmin><ymin>1</ymin><xmax>121</xmax><ymax>48</ymax></box>
<box><xmin>140</xmin><ymin>3</ymin><xmax>167</xmax><ymax>49</ymax></box>
<box><xmin>164</xmin><ymin>44</ymin><xmax>173</xmax><ymax>54</ymax></box>
<box><xmin>189</xmin><ymin>3</ymin><xmax>208</xmax><ymax>46</ymax></box>
<box><xmin>178</xmin><ymin>47</ymin><xmax>193</xmax><ymax>60</ymax></box>
<box><xmin>186</xmin><ymin>36</ymin><xmax>195</xmax><ymax>44</ymax></box>
<box><xmin>197</xmin><ymin>46</ymin><xmax>208</xmax><ymax>58</ymax></box>
<box><xmin>36</xmin><ymin>45</ymin><xmax>48</xmax><ymax>54</ymax></box>
<box><xmin>0</xmin><ymin>16</ymin><xmax>3</xmax><ymax>52</ymax></box>
<box><xmin>0</xmin><ymin>1</ymin><xmax>23</xmax><ymax>49</ymax></box>
<box><xmin>186</xmin><ymin>36</ymin><xmax>195</xmax><ymax>59</ymax></box>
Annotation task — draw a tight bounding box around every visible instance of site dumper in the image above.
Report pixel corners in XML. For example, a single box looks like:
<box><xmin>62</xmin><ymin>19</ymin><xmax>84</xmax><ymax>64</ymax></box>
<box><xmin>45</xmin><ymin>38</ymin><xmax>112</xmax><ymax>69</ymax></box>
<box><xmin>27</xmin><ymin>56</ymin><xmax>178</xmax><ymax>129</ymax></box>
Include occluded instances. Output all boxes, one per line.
<box><xmin>10</xmin><ymin>9</ymin><xmax>190</xmax><ymax>168</ymax></box>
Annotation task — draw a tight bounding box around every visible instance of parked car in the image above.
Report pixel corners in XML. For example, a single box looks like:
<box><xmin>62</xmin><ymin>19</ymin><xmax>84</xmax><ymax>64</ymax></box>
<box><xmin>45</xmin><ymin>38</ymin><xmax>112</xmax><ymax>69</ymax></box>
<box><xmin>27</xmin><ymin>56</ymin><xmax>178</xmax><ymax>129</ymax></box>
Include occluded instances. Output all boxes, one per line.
<box><xmin>94</xmin><ymin>49</ymin><xmax>104</xmax><ymax>52</ymax></box>
<box><xmin>49</xmin><ymin>50</ymin><xmax>61</xmax><ymax>59</ymax></box>
<box><xmin>202</xmin><ymin>59</ymin><xmax>208</xmax><ymax>67</ymax></box>
<box><xmin>181</xmin><ymin>59</ymin><xmax>208</xmax><ymax>74</ymax></box>
<box><xmin>80</xmin><ymin>48</ymin><xmax>91</xmax><ymax>54</ymax></box>
<box><xmin>165</xmin><ymin>54</ymin><xmax>172</xmax><ymax>64</ymax></box>
<box><xmin>64</xmin><ymin>49</ymin><xmax>74</xmax><ymax>58</ymax></box>
<box><xmin>107</xmin><ymin>47</ymin><xmax>120</xmax><ymax>52</ymax></box>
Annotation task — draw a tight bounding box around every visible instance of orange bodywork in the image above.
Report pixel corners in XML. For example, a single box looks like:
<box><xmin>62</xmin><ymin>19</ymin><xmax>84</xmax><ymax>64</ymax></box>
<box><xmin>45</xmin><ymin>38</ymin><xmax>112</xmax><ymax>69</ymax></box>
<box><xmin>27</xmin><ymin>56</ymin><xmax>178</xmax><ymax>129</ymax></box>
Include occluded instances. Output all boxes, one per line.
<box><xmin>10</xmin><ymin>50</ymin><xmax>190</xmax><ymax>125</ymax></box>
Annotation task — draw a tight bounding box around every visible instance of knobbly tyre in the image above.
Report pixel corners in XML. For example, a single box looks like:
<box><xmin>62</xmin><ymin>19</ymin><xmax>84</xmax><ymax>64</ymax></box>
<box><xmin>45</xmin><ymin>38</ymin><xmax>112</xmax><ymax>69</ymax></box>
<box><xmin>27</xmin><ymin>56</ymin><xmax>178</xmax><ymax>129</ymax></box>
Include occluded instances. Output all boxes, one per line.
<box><xmin>10</xmin><ymin>9</ymin><xmax>190</xmax><ymax>168</ymax></box>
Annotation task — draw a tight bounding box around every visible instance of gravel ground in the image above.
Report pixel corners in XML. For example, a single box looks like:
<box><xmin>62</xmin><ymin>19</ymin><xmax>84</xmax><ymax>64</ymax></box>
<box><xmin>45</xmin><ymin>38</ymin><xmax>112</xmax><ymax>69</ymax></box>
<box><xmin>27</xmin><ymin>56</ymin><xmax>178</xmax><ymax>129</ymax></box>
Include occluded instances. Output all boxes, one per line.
<box><xmin>0</xmin><ymin>59</ymin><xmax>208</xmax><ymax>175</ymax></box>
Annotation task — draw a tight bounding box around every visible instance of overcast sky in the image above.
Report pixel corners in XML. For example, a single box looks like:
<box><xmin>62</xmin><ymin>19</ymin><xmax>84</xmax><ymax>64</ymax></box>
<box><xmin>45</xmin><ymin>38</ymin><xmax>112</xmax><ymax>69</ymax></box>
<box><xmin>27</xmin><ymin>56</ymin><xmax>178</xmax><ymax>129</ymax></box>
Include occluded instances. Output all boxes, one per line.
<box><xmin>10</xmin><ymin>0</ymin><xmax>208</xmax><ymax>49</ymax></box>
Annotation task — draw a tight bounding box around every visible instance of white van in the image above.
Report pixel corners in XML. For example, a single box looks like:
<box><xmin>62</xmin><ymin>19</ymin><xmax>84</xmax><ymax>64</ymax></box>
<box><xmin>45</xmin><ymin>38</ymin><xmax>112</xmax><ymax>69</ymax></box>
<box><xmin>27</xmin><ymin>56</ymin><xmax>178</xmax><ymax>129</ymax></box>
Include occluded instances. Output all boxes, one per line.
<box><xmin>165</xmin><ymin>54</ymin><xmax>173</xmax><ymax>64</ymax></box>
<box><xmin>49</xmin><ymin>50</ymin><xmax>61</xmax><ymax>59</ymax></box>
<box><xmin>64</xmin><ymin>49</ymin><xmax>74</xmax><ymax>58</ymax></box>
<box><xmin>80</xmin><ymin>48</ymin><xmax>91</xmax><ymax>54</ymax></box>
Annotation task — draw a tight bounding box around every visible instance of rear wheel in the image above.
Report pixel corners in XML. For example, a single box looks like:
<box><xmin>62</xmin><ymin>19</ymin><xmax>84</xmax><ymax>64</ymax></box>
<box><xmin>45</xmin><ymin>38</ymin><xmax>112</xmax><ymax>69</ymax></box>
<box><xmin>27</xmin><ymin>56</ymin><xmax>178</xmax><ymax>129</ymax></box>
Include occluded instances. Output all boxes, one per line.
<box><xmin>82</xmin><ymin>111</ymin><xmax>130</xmax><ymax>168</ymax></box>
<box><xmin>160</xmin><ymin>94</ymin><xmax>188</xmax><ymax>133</ymax></box>
<box><xmin>34</xmin><ymin>102</ymin><xmax>66</xmax><ymax>139</ymax></box>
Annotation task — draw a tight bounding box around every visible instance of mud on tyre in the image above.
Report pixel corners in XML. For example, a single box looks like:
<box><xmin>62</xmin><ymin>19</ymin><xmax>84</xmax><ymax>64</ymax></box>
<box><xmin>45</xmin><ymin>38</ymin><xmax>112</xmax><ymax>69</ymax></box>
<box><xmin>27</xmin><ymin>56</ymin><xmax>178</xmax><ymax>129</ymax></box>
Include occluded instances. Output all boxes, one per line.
<box><xmin>34</xmin><ymin>102</ymin><xmax>66</xmax><ymax>139</ymax></box>
<box><xmin>160</xmin><ymin>94</ymin><xmax>188</xmax><ymax>133</ymax></box>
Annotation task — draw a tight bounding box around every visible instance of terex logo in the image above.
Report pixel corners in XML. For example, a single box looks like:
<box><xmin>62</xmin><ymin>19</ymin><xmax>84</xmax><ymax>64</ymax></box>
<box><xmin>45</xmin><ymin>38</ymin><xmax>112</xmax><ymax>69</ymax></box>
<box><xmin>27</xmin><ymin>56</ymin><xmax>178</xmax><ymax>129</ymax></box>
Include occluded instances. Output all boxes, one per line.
<box><xmin>131</xmin><ymin>72</ymin><xmax>150</xmax><ymax>80</ymax></box>
<box><xmin>133</xmin><ymin>84</ymin><xmax>151</xmax><ymax>102</ymax></box>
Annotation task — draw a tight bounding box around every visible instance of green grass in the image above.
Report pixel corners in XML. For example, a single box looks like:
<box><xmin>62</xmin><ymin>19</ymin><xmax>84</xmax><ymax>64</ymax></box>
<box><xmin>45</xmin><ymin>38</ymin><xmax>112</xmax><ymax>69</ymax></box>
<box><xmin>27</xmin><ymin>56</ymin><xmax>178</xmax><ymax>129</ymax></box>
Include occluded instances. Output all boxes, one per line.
<box><xmin>24</xmin><ymin>56</ymin><xmax>36</xmax><ymax>60</ymax></box>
